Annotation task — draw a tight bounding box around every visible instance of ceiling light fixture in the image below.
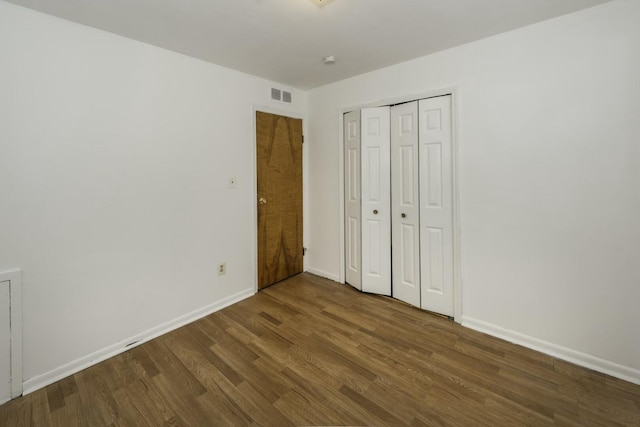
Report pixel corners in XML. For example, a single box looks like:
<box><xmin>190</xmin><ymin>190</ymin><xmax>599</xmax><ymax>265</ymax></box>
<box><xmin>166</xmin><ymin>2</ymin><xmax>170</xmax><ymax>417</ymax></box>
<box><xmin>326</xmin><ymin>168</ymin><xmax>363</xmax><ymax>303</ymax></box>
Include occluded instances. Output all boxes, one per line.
<box><xmin>310</xmin><ymin>0</ymin><xmax>335</xmax><ymax>7</ymax></box>
<box><xmin>324</xmin><ymin>56</ymin><xmax>336</xmax><ymax>65</ymax></box>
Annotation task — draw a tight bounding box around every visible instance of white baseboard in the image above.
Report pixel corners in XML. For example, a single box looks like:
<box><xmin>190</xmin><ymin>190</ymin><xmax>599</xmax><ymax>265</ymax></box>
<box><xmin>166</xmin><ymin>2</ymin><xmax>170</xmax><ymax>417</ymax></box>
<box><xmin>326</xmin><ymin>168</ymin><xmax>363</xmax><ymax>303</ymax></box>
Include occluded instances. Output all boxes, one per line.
<box><xmin>22</xmin><ymin>288</ymin><xmax>255</xmax><ymax>395</ymax></box>
<box><xmin>461</xmin><ymin>316</ymin><xmax>640</xmax><ymax>386</ymax></box>
<box><xmin>305</xmin><ymin>267</ymin><xmax>340</xmax><ymax>283</ymax></box>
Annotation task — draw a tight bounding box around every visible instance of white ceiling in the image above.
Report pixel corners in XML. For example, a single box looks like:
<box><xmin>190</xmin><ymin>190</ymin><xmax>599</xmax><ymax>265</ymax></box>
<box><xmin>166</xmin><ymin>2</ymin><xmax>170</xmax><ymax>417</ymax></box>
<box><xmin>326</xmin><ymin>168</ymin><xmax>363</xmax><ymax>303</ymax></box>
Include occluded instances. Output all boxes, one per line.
<box><xmin>5</xmin><ymin>0</ymin><xmax>612</xmax><ymax>89</ymax></box>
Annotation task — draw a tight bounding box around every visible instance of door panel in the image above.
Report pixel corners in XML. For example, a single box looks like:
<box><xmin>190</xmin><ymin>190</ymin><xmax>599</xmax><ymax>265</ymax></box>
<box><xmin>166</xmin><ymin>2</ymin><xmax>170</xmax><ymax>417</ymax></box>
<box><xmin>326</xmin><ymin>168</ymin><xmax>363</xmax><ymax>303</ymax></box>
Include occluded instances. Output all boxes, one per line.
<box><xmin>425</xmin><ymin>143</ymin><xmax>443</xmax><ymax>207</ymax></box>
<box><xmin>344</xmin><ymin>110</ymin><xmax>362</xmax><ymax>290</ymax></box>
<box><xmin>424</xmin><ymin>227</ymin><xmax>445</xmax><ymax>292</ymax></box>
<box><xmin>400</xmin><ymin>146</ymin><xmax>415</xmax><ymax>205</ymax></box>
<box><xmin>391</xmin><ymin>101</ymin><xmax>421</xmax><ymax>307</ymax></box>
<box><xmin>361</xmin><ymin>107</ymin><xmax>391</xmax><ymax>295</ymax></box>
<box><xmin>256</xmin><ymin>112</ymin><xmax>303</xmax><ymax>289</ymax></box>
<box><xmin>419</xmin><ymin>96</ymin><xmax>454</xmax><ymax>315</ymax></box>
<box><xmin>366</xmin><ymin>147</ymin><xmax>381</xmax><ymax>201</ymax></box>
<box><xmin>400</xmin><ymin>224</ymin><xmax>417</xmax><ymax>283</ymax></box>
<box><xmin>366</xmin><ymin>220</ymin><xmax>381</xmax><ymax>274</ymax></box>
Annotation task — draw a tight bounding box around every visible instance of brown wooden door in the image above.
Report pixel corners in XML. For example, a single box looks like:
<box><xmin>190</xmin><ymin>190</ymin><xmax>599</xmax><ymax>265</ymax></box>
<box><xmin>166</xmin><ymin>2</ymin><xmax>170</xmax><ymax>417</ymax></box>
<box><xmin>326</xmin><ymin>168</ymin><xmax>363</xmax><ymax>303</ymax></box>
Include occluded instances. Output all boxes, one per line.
<box><xmin>256</xmin><ymin>111</ymin><xmax>303</xmax><ymax>290</ymax></box>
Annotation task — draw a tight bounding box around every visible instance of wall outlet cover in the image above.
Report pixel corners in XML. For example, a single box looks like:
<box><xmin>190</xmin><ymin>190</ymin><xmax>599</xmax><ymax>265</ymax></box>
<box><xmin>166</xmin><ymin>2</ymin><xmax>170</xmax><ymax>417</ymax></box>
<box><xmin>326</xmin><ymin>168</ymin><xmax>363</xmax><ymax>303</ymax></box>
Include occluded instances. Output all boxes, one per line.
<box><xmin>217</xmin><ymin>263</ymin><xmax>226</xmax><ymax>275</ymax></box>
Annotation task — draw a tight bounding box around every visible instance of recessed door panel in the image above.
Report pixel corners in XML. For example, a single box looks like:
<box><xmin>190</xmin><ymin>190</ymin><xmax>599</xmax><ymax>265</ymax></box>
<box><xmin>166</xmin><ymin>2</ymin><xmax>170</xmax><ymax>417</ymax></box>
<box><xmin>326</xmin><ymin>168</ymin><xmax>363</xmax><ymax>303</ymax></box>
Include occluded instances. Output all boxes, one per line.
<box><xmin>366</xmin><ymin>220</ymin><xmax>382</xmax><ymax>276</ymax></box>
<box><xmin>348</xmin><ymin>120</ymin><xmax>358</xmax><ymax>139</ymax></box>
<box><xmin>366</xmin><ymin>147</ymin><xmax>381</xmax><ymax>202</ymax></box>
<box><xmin>425</xmin><ymin>143</ymin><xmax>443</xmax><ymax>208</ymax></box>
<box><xmin>426</xmin><ymin>109</ymin><xmax>442</xmax><ymax>130</ymax></box>
<box><xmin>348</xmin><ymin>216</ymin><xmax>359</xmax><ymax>272</ymax></box>
<box><xmin>367</xmin><ymin>117</ymin><xmax>381</xmax><ymax>136</ymax></box>
<box><xmin>400</xmin><ymin>113</ymin><xmax>414</xmax><ymax>135</ymax></box>
<box><xmin>361</xmin><ymin>107</ymin><xmax>391</xmax><ymax>296</ymax></box>
<box><xmin>344</xmin><ymin>111</ymin><xmax>362</xmax><ymax>290</ymax></box>
<box><xmin>400</xmin><ymin>146</ymin><xmax>415</xmax><ymax>206</ymax></box>
<box><xmin>391</xmin><ymin>101</ymin><xmax>421</xmax><ymax>307</ymax></box>
<box><xmin>347</xmin><ymin>147</ymin><xmax>359</xmax><ymax>202</ymax></box>
<box><xmin>419</xmin><ymin>96</ymin><xmax>454</xmax><ymax>316</ymax></box>
<box><xmin>401</xmin><ymin>224</ymin><xmax>417</xmax><ymax>286</ymax></box>
<box><xmin>424</xmin><ymin>227</ymin><xmax>445</xmax><ymax>293</ymax></box>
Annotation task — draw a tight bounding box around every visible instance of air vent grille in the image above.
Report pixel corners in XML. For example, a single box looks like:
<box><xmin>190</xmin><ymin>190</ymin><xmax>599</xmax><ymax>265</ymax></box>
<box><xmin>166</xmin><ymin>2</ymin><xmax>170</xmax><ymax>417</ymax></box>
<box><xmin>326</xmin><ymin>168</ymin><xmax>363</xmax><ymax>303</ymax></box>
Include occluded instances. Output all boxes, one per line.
<box><xmin>270</xmin><ymin>87</ymin><xmax>292</xmax><ymax>104</ymax></box>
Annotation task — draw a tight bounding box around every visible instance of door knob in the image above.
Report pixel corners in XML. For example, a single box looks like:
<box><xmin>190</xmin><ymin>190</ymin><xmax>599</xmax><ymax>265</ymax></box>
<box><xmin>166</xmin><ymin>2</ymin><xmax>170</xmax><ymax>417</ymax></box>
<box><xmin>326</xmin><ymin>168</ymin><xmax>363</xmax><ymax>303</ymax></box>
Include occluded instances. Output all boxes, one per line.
<box><xmin>401</xmin><ymin>213</ymin><xmax>406</xmax><ymax>218</ymax></box>
<box><xmin>259</xmin><ymin>197</ymin><xmax>267</xmax><ymax>205</ymax></box>
<box><xmin>373</xmin><ymin>209</ymin><xmax>378</xmax><ymax>215</ymax></box>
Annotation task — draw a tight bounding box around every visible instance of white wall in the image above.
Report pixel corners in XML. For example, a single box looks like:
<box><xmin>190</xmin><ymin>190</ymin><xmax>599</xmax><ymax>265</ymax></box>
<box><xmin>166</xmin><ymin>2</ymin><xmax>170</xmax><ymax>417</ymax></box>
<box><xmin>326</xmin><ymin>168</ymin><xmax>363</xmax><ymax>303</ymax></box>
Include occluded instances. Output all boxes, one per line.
<box><xmin>0</xmin><ymin>1</ymin><xmax>306</xmax><ymax>389</ymax></box>
<box><xmin>306</xmin><ymin>0</ymin><xmax>640</xmax><ymax>380</ymax></box>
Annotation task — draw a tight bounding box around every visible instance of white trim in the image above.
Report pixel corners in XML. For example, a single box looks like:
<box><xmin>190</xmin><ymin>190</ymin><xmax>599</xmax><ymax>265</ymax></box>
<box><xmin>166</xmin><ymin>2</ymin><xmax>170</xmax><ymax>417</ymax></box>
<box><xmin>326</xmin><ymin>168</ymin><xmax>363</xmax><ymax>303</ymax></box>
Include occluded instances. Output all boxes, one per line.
<box><xmin>450</xmin><ymin>91</ymin><xmax>463</xmax><ymax>324</ymax></box>
<box><xmin>338</xmin><ymin>109</ymin><xmax>346</xmax><ymax>284</ymax></box>
<box><xmin>0</xmin><ymin>269</ymin><xmax>23</xmax><ymax>399</ymax></box>
<box><xmin>462</xmin><ymin>316</ymin><xmax>640</xmax><ymax>386</ymax></box>
<box><xmin>23</xmin><ymin>287</ymin><xmax>254</xmax><ymax>395</ymax></box>
<box><xmin>337</xmin><ymin>87</ymin><xmax>463</xmax><ymax>319</ymax></box>
<box><xmin>252</xmin><ymin>106</ymin><xmax>307</xmax><ymax>293</ymax></box>
<box><xmin>305</xmin><ymin>267</ymin><xmax>340</xmax><ymax>283</ymax></box>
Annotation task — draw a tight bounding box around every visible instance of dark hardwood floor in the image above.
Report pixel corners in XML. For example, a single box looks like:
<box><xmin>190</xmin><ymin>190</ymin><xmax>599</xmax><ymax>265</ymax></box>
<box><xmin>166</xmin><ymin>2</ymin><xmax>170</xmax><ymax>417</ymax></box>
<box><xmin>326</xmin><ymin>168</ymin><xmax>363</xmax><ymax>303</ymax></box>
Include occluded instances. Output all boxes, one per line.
<box><xmin>1</xmin><ymin>273</ymin><xmax>639</xmax><ymax>426</ymax></box>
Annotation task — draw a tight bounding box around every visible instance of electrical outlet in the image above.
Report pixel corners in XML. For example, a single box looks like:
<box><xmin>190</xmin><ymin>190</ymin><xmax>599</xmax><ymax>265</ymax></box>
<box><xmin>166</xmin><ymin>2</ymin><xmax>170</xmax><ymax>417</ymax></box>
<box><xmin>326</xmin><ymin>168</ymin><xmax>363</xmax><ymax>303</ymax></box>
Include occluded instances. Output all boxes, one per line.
<box><xmin>217</xmin><ymin>262</ymin><xmax>226</xmax><ymax>275</ymax></box>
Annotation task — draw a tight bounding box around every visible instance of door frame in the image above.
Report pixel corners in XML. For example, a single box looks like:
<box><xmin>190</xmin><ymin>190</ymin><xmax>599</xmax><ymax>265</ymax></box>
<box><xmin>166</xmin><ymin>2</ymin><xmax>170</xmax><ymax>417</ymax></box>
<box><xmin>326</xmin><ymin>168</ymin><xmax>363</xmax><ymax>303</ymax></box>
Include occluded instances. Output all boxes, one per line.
<box><xmin>252</xmin><ymin>106</ymin><xmax>307</xmax><ymax>294</ymax></box>
<box><xmin>337</xmin><ymin>87</ymin><xmax>463</xmax><ymax>322</ymax></box>
<box><xmin>0</xmin><ymin>269</ymin><xmax>22</xmax><ymax>402</ymax></box>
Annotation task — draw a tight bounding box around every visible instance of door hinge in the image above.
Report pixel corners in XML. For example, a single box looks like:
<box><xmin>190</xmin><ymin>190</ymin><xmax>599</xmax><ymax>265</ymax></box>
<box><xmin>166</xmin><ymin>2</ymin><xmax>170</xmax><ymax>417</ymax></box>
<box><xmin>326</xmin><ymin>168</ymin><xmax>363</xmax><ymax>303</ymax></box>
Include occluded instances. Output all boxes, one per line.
<box><xmin>303</xmin><ymin>247</ymin><xmax>307</xmax><ymax>256</ymax></box>
<box><xmin>302</xmin><ymin>135</ymin><xmax>304</xmax><ymax>144</ymax></box>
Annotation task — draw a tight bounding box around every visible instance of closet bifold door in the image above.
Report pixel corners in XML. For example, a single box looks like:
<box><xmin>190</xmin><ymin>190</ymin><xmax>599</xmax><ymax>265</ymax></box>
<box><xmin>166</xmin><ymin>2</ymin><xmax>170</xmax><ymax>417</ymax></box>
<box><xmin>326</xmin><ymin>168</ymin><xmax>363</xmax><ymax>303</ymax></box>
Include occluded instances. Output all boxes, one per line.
<box><xmin>361</xmin><ymin>107</ymin><xmax>391</xmax><ymax>296</ymax></box>
<box><xmin>419</xmin><ymin>95</ymin><xmax>454</xmax><ymax>316</ymax></box>
<box><xmin>391</xmin><ymin>101</ymin><xmax>421</xmax><ymax>307</ymax></box>
<box><xmin>344</xmin><ymin>110</ymin><xmax>362</xmax><ymax>290</ymax></box>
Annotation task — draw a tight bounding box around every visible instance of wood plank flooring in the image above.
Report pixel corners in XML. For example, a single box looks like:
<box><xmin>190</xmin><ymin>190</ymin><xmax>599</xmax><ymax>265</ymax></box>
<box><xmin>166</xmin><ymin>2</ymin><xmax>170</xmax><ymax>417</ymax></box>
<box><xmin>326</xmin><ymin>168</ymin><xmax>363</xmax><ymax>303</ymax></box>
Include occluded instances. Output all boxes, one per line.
<box><xmin>1</xmin><ymin>273</ymin><xmax>639</xmax><ymax>426</ymax></box>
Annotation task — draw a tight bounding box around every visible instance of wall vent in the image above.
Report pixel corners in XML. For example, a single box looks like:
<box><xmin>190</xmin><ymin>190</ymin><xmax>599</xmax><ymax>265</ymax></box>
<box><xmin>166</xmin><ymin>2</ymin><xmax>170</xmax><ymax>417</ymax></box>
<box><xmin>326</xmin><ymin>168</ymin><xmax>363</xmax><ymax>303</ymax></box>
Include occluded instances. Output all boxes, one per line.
<box><xmin>270</xmin><ymin>87</ymin><xmax>292</xmax><ymax>104</ymax></box>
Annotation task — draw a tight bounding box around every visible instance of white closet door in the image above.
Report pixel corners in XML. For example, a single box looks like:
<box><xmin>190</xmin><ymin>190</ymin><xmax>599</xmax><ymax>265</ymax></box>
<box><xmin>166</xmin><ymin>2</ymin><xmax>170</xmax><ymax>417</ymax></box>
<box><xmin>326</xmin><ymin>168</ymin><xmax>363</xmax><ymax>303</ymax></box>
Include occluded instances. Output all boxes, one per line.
<box><xmin>419</xmin><ymin>96</ymin><xmax>454</xmax><ymax>316</ymax></box>
<box><xmin>344</xmin><ymin>110</ymin><xmax>362</xmax><ymax>290</ymax></box>
<box><xmin>361</xmin><ymin>107</ymin><xmax>391</xmax><ymax>296</ymax></box>
<box><xmin>391</xmin><ymin>102</ymin><xmax>421</xmax><ymax>307</ymax></box>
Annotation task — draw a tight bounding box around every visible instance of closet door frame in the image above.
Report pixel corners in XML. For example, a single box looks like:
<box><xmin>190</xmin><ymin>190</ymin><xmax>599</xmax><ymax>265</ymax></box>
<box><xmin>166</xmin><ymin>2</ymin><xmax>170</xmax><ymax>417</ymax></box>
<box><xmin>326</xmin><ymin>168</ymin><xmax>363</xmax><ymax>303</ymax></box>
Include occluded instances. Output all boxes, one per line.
<box><xmin>338</xmin><ymin>87</ymin><xmax>462</xmax><ymax>322</ymax></box>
